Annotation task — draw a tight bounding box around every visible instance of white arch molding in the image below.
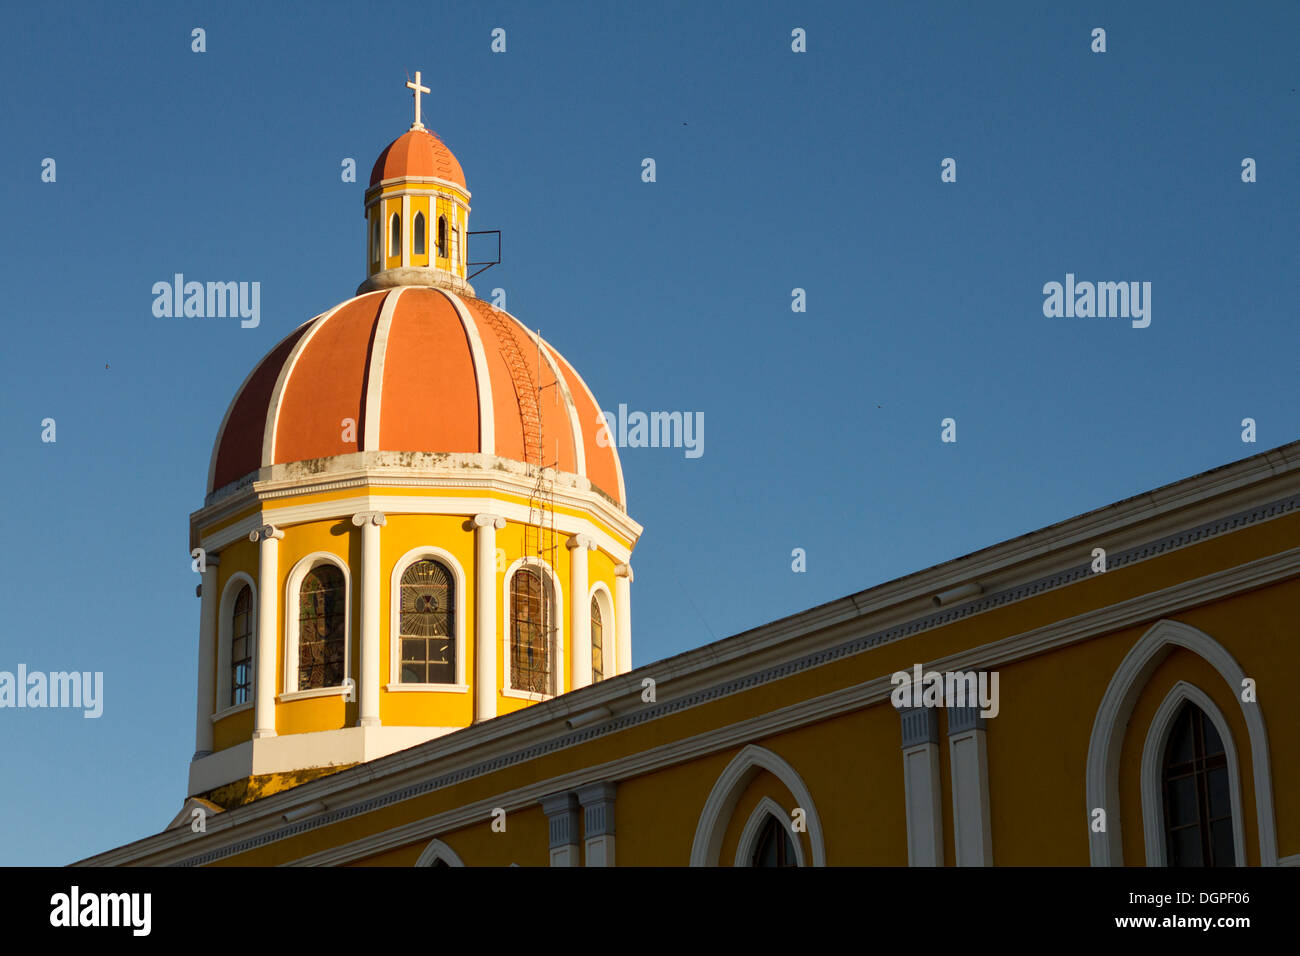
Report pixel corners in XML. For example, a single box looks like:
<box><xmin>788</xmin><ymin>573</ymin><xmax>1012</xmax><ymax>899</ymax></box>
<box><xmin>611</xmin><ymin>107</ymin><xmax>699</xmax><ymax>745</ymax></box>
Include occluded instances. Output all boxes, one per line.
<box><xmin>415</xmin><ymin>838</ymin><xmax>465</xmax><ymax>867</ymax></box>
<box><xmin>389</xmin><ymin>545</ymin><xmax>469</xmax><ymax>689</ymax></box>
<box><xmin>734</xmin><ymin>796</ymin><xmax>808</xmax><ymax>867</ymax></box>
<box><xmin>589</xmin><ymin>581</ymin><xmax>614</xmax><ymax>680</ymax></box>
<box><xmin>215</xmin><ymin>572</ymin><xmax>257</xmax><ymax>712</ymax></box>
<box><xmin>1140</xmin><ymin>681</ymin><xmax>1248</xmax><ymax>866</ymax></box>
<box><xmin>282</xmin><ymin>552</ymin><xmax>353</xmax><ymax>701</ymax></box>
<box><xmin>502</xmin><ymin>556</ymin><xmax>564</xmax><ymax>699</ymax></box>
<box><xmin>690</xmin><ymin>744</ymin><xmax>826</xmax><ymax>867</ymax></box>
<box><xmin>1085</xmin><ymin>618</ymin><xmax>1277</xmax><ymax>866</ymax></box>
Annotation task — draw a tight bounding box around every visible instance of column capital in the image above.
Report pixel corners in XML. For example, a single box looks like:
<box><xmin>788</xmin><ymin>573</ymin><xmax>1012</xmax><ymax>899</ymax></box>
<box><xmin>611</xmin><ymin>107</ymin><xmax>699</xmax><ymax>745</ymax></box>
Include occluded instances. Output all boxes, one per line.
<box><xmin>249</xmin><ymin>524</ymin><xmax>285</xmax><ymax>543</ymax></box>
<box><xmin>614</xmin><ymin>563</ymin><xmax>633</xmax><ymax>582</ymax></box>
<box><xmin>899</xmin><ymin>706</ymin><xmax>939</xmax><ymax>749</ymax></box>
<box><xmin>566</xmin><ymin>533</ymin><xmax>596</xmax><ymax>552</ymax></box>
<box><xmin>541</xmin><ymin>791</ymin><xmax>581</xmax><ymax>850</ymax></box>
<box><xmin>577</xmin><ymin>782</ymin><xmax>617</xmax><ymax>838</ymax></box>
<box><xmin>192</xmin><ymin>550</ymin><xmax>220</xmax><ymax>567</ymax></box>
<box><xmin>948</xmin><ymin>705</ymin><xmax>987</xmax><ymax>735</ymax></box>
<box><xmin>351</xmin><ymin>510</ymin><xmax>387</xmax><ymax>527</ymax></box>
<box><xmin>473</xmin><ymin>513</ymin><xmax>506</xmax><ymax>530</ymax></box>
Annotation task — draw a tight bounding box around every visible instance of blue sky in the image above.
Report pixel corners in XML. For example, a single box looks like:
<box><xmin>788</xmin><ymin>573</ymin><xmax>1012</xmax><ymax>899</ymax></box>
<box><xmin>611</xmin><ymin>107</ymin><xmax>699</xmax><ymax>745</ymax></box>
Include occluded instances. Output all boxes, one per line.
<box><xmin>0</xmin><ymin>1</ymin><xmax>1296</xmax><ymax>865</ymax></box>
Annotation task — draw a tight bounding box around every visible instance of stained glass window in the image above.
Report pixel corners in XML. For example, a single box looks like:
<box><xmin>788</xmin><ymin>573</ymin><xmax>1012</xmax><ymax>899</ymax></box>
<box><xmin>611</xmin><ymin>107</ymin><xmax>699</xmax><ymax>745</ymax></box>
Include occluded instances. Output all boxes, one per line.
<box><xmin>751</xmin><ymin>815</ymin><xmax>797</xmax><ymax>867</ymax></box>
<box><xmin>590</xmin><ymin>597</ymin><xmax>604</xmax><ymax>682</ymax></box>
<box><xmin>1162</xmin><ymin>701</ymin><xmax>1236</xmax><ymax>866</ymax></box>
<box><xmin>230</xmin><ymin>585</ymin><xmax>253</xmax><ymax>706</ymax></box>
<box><xmin>299</xmin><ymin>564</ymin><xmax>346</xmax><ymax>691</ymax></box>
<box><xmin>510</xmin><ymin>567</ymin><xmax>554</xmax><ymax>695</ymax></box>
<box><xmin>400</xmin><ymin>559</ymin><xmax>454</xmax><ymax>684</ymax></box>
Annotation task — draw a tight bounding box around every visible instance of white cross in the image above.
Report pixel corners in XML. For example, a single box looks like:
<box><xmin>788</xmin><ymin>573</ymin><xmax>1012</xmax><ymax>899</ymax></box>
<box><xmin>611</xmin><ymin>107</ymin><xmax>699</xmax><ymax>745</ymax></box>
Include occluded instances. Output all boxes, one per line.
<box><xmin>406</xmin><ymin>71</ymin><xmax>430</xmax><ymax>130</ymax></box>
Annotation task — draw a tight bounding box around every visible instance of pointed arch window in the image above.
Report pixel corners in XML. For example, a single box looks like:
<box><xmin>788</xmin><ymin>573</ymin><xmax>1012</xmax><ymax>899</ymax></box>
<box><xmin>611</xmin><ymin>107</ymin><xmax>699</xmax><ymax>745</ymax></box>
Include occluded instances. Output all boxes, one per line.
<box><xmin>509</xmin><ymin>566</ymin><xmax>555</xmax><ymax>695</ymax></box>
<box><xmin>399</xmin><ymin>559</ymin><xmax>454</xmax><ymax>684</ymax></box>
<box><xmin>230</xmin><ymin>585</ymin><xmax>253</xmax><ymax>706</ymax></box>
<box><xmin>413</xmin><ymin>211</ymin><xmax>426</xmax><ymax>256</ymax></box>
<box><xmin>751</xmin><ymin>815</ymin><xmax>797</xmax><ymax>867</ymax></box>
<box><xmin>390</xmin><ymin>212</ymin><xmax>402</xmax><ymax>258</ymax></box>
<box><xmin>370</xmin><ymin>214</ymin><xmax>381</xmax><ymax>264</ymax></box>
<box><xmin>590</xmin><ymin>597</ymin><xmax>604</xmax><ymax>682</ymax></box>
<box><xmin>1162</xmin><ymin>701</ymin><xmax>1236</xmax><ymax>866</ymax></box>
<box><xmin>437</xmin><ymin>215</ymin><xmax>448</xmax><ymax>259</ymax></box>
<box><xmin>298</xmin><ymin>565</ymin><xmax>346</xmax><ymax>691</ymax></box>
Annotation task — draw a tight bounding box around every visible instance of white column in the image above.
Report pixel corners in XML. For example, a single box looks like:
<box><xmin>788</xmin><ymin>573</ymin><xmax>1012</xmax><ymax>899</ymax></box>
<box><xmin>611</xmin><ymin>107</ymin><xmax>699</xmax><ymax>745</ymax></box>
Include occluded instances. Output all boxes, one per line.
<box><xmin>948</xmin><ymin>706</ymin><xmax>994</xmax><ymax>866</ymax></box>
<box><xmin>473</xmin><ymin>514</ymin><xmax>506</xmax><ymax>722</ymax></box>
<box><xmin>193</xmin><ymin>553</ymin><xmax>220</xmax><ymax>759</ymax></box>
<box><xmin>400</xmin><ymin>195</ymin><xmax>410</xmax><ymax>267</ymax></box>
<box><xmin>249</xmin><ymin>525</ymin><xmax>284</xmax><ymax>739</ymax></box>
<box><xmin>899</xmin><ymin>706</ymin><xmax>944</xmax><ymax>866</ymax></box>
<box><xmin>578</xmin><ymin>782</ymin><xmax>617</xmax><ymax>867</ymax></box>
<box><xmin>567</xmin><ymin>534</ymin><xmax>595</xmax><ymax>689</ymax></box>
<box><xmin>352</xmin><ymin>511</ymin><xmax>386</xmax><ymax>728</ymax></box>
<box><xmin>614</xmin><ymin>563</ymin><xmax>633</xmax><ymax>675</ymax></box>
<box><xmin>541</xmin><ymin>792</ymin><xmax>581</xmax><ymax>867</ymax></box>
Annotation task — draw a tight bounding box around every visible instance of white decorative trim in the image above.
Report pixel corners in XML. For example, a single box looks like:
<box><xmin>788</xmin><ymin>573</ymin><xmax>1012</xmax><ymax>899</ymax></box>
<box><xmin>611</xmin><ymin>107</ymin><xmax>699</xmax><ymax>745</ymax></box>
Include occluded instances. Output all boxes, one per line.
<box><xmin>549</xmin><ymin>350</ymin><xmax>627</xmax><ymax>507</ymax></box>
<box><xmin>440</xmin><ymin>291</ymin><xmax>496</xmax><ymax>455</ymax></box>
<box><xmin>689</xmin><ymin>744</ymin><xmax>825</xmax><ymax>867</ymax></box>
<box><xmin>389</xmin><ymin>545</ymin><xmax>468</xmax><ymax>689</ymax></box>
<box><xmin>734</xmin><ymin>796</ymin><xmax>806</xmax><ymax>867</ymax></box>
<box><xmin>415</xmin><ymin>837</ymin><xmax>465</xmax><ymax>867</ymax></box>
<box><xmin>216</xmin><ymin>572</ymin><xmax>257</xmax><ymax>712</ymax></box>
<box><xmin>1279</xmin><ymin>853</ymin><xmax>1300</xmax><ymax>867</ymax></box>
<box><xmin>361</xmin><ymin>289</ymin><xmax>406</xmax><ymax>452</ymax></box>
<box><xmin>283</xmin><ymin>552</ymin><xmax>352</xmax><ymax>698</ymax></box>
<box><xmin>589</xmin><ymin>582</ymin><xmax>614</xmax><ymax>679</ymax></box>
<box><xmin>948</xmin><ymin>725</ymin><xmax>993</xmax><ymax>866</ymax></box>
<box><xmin>400</xmin><ymin>195</ymin><xmax>410</xmax><ymax>268</ymax></box>
<box><xmin>529</xmin><ymin>334</ymin><xmax>585</xmax><ymax>479</ymax></box>
<box><xmin>1140</xmin><ymin>681</ymin><xmax>1248</xmax><ymax>866</ymax></box>
<box><xmin>1086</xmin><ymin>619</ymin><xmax>1277</xmax><ymax>866</ymax></box>
<box><xmin>503</xmin><ymin>556</ymin><xmax>564</xmax><ymax>698</ymax></box>
<box><xmin>386</xmin><ymin>683</ymin><xmax>469</xmax><ymax>694</ymax></box>
<box><xmin>210</xmin><ymin>700</ymin><xmax>253</xmax><ymax>723</ymax></box>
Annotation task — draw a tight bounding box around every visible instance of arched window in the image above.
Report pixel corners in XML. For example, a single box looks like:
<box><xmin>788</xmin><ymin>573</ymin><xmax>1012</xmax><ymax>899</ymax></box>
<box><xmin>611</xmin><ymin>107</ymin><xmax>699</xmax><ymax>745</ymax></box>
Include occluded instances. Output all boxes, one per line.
<box><xmin>370</xmin><ymin>215</ymin><xmax>381</xmax><ymax>264</ymax></box>
<box><xmin>437</xmin><ymin>215</ymin><xmax>448</xmax><ymax>258</ymax></box>
<box><xmin>1162</xmin><ymin>701</ymin><xmax>1236</xmax><ymax>866</ymax></box>
<box><xmin>751</xmin><ymin>815</ymin><xmax>797</xmax><ymax>867</ymax></box>
<box><xmin>298</xmin><ymin>565</ymin><xmax>346</xmax><ymax>690</ymax></box>
<box><xmin>590</xmin><ymin>597</ymin><xmax>604</xmax><ymax>682</ymax></box>
<box><xmin>399</xmin><ymin>559</ymin><xmax>454</xmax><ymax>684</ymax></box>
<box><xmin>413</xmin><ymin>211</ymin><xmax>426</xmax><ymax>256</ymax></box>
<box><xmin>390</xmin><ymin>212</ymin><xmax>401</xmax><ymax>258</ymax></box>
<box><xmin>230</xmin><ymin>585</ymin><xmax>253</xmax><ymax>706</ymax></box>
<box><xmin>509</xmin><ymin>566</ymin><xmax>555</xmax><ymax>695</ymax></box>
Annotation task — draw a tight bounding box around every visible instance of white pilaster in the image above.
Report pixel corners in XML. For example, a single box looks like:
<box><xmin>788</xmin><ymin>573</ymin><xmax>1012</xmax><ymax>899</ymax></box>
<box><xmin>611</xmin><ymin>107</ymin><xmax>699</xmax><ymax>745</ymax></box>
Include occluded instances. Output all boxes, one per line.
<box><xmin>352</xmin><ymin>511</ymin><xmax>387</xmax><ymax>728</ymax></box>
<box><xmin>542</xmin><ymin>792</ymin><xmax>581</xmax><ymax>867</ymax></box>
<box><xmin>567</xmin><ymin>534</ymin><xmax>595</xmax><ymax>689</ymax></box>
<box><xmin>249</xmin><ymin>525</ymin><xmax>284</xmax><ymax>739</ymax></box>
<box><xmin>400</xmin><ymin>195</ymin><xmax>411</xmax><ymax>268</ymax></box>
<box><xmin>473</xmin><ymin>514</ymin><xmax>506</xmax><ymax>722</ymax></box>
<box><xmin>898</xmin><ymin>706</ymin><xmax>944</xmax><ymax>866</ymax></box>
<box><xmin>578</xmin><ymin>782</ymin><xmax>617</xmax><ymax>867</ymax></box>
<box><xmin>614</xmin><ymin>563</ymin><xmax>633</xmax><ymax>675</ymax></box>
<box><xmin>193</xmin><ymin>554</ymin><xmax>220</xmax><ymax>759</ymax></box>
<box><xmin>948</xmin><ymin>706</ymin><xmax>994</xmax><ymax>866</ymax></box>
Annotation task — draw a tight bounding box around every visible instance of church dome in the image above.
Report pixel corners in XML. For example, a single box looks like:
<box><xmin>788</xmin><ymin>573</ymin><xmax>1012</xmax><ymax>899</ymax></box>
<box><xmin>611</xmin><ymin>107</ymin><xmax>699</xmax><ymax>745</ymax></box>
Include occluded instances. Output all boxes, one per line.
<box><xmin>370</xmin><ymin>128</ymin><xmax>466</xmax><ymax>189</ymax></box>
<box><xmin>206</xmin><ymin>286</ymin><xmax>625</xmax><ymax>507</ymax></box>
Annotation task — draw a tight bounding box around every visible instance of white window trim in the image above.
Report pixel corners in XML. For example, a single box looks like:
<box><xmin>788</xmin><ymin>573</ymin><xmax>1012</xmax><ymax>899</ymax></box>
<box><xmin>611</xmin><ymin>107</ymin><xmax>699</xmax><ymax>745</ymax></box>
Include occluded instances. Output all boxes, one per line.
<box><xmin>282</xmin><ymin>551</ymin><xmax>352</xmax><ymax>701</ymax></box>
<box><xmin>734</xmin><ymin>796</ymin><xmax>807</xmax><ymax>867</ymax></box>
<box><xmin>1140</xmin><ymin>680</ymin><xmax>1248</xmax><ymax>867</ymax></box>
<box><xmin>1085</xmin><ymin>618</ymin><xmax>1278</xmax><ymax>866</ymax></box>
<box><xmin>389</xmin><ymin>211</ymin><xmax>401</xmax><ymax>259</ymax></box>
<box><xmin>690</xmin><ymin>744</ymin><xmax>825</xmax><ymax>867</ymax></box>
<box><xmin>502</xmin><ymin>555</ymin><xmax>564</xmax><ymax>700</ymax></box>
<box><xmin>389</xmin><ymin>545</ymin><xmax>468</xmax><ymax>690</ymax></box>
<box><xmin>415</xmin><ymin>837</ymin><xmax>466</xmax><ymax>867</ymax></box>
<box><xmin>216</xmin><ymin>572</ymin><xmax>257</xmax><ymax>711</ymax></box>
<box><xmin>588</xmin><ymin>581</ymin><xmax>614</xmax><ymax>680</ymax></box>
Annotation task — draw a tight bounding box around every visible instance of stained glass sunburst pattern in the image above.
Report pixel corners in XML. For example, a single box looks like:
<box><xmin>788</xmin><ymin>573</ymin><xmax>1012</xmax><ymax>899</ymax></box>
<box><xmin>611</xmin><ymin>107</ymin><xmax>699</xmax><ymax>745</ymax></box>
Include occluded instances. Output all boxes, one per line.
<box><xmin>298</xmin><ymin>565</ymin><xmax>346</xmax><ymax>691</ymax></box>
<box><xmin>400</xmin><ymin>559</ymin><xmax>454</xmax><ymax>684</ymax></box>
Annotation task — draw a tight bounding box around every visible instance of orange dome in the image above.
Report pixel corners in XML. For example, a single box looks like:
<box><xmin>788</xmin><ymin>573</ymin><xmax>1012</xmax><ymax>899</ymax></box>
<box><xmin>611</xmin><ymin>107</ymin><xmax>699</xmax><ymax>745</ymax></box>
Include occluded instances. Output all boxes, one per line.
<box><xmin>207</xmin><ymin>287</ymin><xmax>625</xmax><ymax>507</ymax></box>
<box><xmin>369</xmin><ymin>128</ymin><xmax>466</xmax><ymax>189</ymax></box>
